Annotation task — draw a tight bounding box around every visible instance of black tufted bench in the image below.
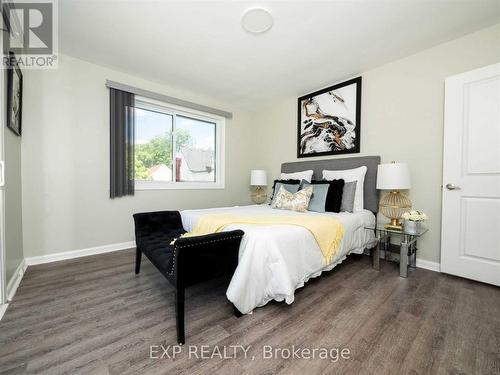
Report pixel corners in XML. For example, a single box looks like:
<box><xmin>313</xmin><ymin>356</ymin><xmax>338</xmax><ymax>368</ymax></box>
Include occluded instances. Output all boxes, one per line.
<box><xmin>133</xmin><ymin>210</ymin><xmax>244</xmax><ymax>344</ymax></box>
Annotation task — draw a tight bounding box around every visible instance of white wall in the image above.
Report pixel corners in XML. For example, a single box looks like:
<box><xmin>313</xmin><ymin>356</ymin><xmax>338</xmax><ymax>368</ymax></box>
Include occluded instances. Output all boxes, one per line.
<box><xmin>251</xmin><ymin>23</ymin><xmax>500</xmax><ymax>264</ymax></box>
<box><xmin>22</xmin><ymin>54</ymin><xmax>255</xmax><ymax>257</ymax></box>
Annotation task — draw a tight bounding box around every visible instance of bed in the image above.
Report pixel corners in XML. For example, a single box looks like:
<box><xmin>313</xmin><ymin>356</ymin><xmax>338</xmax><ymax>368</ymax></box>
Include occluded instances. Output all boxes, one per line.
<box><xmin>181</xmin><ymin>156</ymin><xmax>380</xmax><ymax>314</ymax></box>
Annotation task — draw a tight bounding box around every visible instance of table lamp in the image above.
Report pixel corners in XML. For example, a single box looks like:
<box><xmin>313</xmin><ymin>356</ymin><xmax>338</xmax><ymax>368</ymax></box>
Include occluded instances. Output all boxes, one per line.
<box><xmin>250</xmin><ymin>170</ymin><xmax>267</xmax><ymax>204</ymax></box>
<box><xmin>376</xmin><ymin>162</ymin><xmax>412</xmax><ymax>230</ymax></box>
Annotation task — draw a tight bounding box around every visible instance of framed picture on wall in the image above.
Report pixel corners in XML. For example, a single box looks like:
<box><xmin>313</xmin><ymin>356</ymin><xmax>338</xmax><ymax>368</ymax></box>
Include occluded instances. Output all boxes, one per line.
<box><xmin>297</xmin><ymin>77</ymin><xmax>361</xmax><ymax>158</ymax></box>
<box><xmin>6</xmin><ymin>51</ymin><xmax>23</xmax><ymax>136</ymax></box>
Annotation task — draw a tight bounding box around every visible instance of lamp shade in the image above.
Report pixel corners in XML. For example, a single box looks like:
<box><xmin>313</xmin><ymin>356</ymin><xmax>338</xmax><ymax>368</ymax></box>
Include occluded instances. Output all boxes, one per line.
<box><xmin>376</xmin><ymin>163</ymin><xmax>411</xmax><ymax>190</ymax></box>
<box><xmin>250</xmin><ymin>170</ymin><xmax>267</xmax><ymax>186</ymax></box>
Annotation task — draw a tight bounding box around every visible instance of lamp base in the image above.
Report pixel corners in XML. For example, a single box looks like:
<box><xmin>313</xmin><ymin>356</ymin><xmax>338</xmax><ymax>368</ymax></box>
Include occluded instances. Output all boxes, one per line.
<box><xmin>380</xmin><ymin>191</ymin><xmax>411</xmax><ymax>231</ymax></box>
<box><xmin>251</xmin><ymin>186</ymin><xmax>267</xmax><ymax>204</ymax></box>
<box><xmin>384</xmin><ymin>218</ymin><xmax>403</xmax><ymax>230</ymax></box>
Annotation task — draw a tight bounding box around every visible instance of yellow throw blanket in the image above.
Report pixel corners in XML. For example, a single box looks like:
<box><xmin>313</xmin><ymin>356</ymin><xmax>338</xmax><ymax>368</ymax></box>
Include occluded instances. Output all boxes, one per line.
<box><xmin>182</xmin><ymin>214</ymin><xmax>345</xmax><ymax>264</ymax></box>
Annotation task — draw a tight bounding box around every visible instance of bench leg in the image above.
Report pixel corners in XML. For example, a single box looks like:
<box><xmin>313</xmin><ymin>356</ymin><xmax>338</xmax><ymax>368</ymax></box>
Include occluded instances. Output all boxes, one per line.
<box><xmin>135</xmin><ymin>248</ymin><xmax>142</xmax><ymax>274</ymax></box>
<box><xmin>175</xmin><ymin>288</ymin><xmax>185</xmax><ymax>345</ymax></box>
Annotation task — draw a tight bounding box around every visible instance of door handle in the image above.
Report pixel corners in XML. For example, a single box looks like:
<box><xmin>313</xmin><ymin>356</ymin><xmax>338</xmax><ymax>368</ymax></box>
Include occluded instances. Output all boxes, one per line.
<box><xmin>445</xmin><ymin>183</ymin><xmax>461</xmax><ymax>190</ymax></box>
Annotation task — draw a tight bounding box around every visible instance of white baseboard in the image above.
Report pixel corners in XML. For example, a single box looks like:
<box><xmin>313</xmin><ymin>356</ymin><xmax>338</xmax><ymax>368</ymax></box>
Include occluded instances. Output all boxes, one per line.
<box><xmin>1</xmin><ymin>259</ymin><xmax>28</xmax><ymax>320</ymax></box>
<box><xmin>6</xmin><ymin>258</ymin><xmax>27</xmax><ymax>301</ymax></box>
<box><xmin>25</xmin><ymin>241</ymin><xmax>136</xmax><ymax>266</ymax></box>
<box><xmin>416</xmin><ymin>258</ymin><xmax>440</xmax><ymax>272</ymax></box>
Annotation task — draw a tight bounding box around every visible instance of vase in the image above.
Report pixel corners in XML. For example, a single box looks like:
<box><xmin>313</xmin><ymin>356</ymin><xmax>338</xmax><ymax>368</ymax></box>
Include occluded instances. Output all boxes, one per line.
<box><xmin>404</xmin><ymin>220</ymin><xmax>419</xmax><ymax>234</ymax></box>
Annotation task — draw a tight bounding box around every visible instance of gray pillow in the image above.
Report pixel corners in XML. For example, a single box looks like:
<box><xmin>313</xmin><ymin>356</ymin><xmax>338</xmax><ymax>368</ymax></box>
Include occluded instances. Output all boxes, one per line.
<box><xmin>270</xmin><ymin>183</ymin><xmax>300</xmax><ymax>205</ymax></box>
<box><xmin>340</xmin><ymin>181</ymin><xmax>357</xmax><ymax>212</ymax></box>
<box><xmin>301</xmin><ymin>181</ymin><xmax>329</xmax><ymax>213</ymax></box>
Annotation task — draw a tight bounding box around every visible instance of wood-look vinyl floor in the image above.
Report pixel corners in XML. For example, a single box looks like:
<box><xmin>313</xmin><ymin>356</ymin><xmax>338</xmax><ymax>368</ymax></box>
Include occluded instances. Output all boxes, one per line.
<box><xmin>0</xmin><ymin>249</ymin><xmax>499</xmax><ymax>374</ymax></box>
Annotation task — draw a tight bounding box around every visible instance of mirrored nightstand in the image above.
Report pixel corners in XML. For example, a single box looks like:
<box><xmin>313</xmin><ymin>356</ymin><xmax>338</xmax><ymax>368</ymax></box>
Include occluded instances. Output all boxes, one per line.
<box><xmin>365</xmin><ymin>224</ymin><xmax>428</xmax><ymax>278</ymax></box>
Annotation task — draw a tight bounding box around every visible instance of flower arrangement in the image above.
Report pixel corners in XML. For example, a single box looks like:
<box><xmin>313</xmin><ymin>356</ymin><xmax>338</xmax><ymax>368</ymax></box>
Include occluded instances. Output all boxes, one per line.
<box><xmin>402</xmin><ymin>210</ymin><xmax>428</xmax><ymax>222</ymax></box>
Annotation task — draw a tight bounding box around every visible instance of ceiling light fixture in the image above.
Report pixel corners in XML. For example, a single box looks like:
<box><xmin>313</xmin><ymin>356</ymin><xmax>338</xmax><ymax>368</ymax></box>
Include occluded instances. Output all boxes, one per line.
<box><xmin>241</xmin><ymin>7</ymin><xmax>273</xmax><ymax>34</ymax></box>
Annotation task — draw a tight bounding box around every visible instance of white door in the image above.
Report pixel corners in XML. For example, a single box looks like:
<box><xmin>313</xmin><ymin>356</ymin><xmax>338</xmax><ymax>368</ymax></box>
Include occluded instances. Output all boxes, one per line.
<box><xmin>441</xmin><ymin>63</ymin><xmax>500</xmax><ymax>287</ymax></box>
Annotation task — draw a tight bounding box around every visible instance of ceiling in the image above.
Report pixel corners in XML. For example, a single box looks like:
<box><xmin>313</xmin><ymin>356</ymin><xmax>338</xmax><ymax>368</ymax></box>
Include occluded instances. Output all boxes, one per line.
<box><xmin>59</xmin><ymin>0</ymin><xmax>500</xmax><ymax>109</ymax></box>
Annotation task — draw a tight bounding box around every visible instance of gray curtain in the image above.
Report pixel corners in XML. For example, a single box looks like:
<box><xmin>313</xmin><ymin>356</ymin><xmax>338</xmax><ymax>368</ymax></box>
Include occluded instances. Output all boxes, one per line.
<box><xmin>110</xmin><ymin>88</ymin><xmax>135</xmax><ymax>198</ymax></box>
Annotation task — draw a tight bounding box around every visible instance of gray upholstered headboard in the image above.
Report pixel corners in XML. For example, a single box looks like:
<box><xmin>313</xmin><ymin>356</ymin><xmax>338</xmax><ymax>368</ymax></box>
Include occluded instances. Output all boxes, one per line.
<box><xmin>281</xmin><ymin>156</ymin><xmax>381</xmax><ymax>213</ymax></box>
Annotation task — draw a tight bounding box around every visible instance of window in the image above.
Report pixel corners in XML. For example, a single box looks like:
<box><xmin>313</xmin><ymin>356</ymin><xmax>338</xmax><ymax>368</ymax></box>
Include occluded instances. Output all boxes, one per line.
<box><xmin>134</xmin><ymin>97</ymin><xmax>224</xmax><ymax>189</ymax></box>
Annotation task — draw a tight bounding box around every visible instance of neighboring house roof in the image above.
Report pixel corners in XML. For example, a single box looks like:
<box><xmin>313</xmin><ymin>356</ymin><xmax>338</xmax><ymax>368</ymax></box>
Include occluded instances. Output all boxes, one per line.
<box><xmin>148</xmin><ymin>165</ymin><xmax>172</xmax><ymax>180</ymax></box>
<box><xmin>148</xmin><ymin>165</ymin><xmax>164</xmax><ymax>174</ymax></box>
<box><xmin>180</xmin><ymin>148</ymin><xmax>214</xmax><ymax>173</ymax></box>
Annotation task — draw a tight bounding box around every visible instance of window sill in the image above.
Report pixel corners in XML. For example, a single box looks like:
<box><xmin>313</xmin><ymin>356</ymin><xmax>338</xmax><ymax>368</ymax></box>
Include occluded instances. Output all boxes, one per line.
<box><xmin>135</xmin><ymin>181</ymin><xmax>225</xmax><ymax>191</ymax></box>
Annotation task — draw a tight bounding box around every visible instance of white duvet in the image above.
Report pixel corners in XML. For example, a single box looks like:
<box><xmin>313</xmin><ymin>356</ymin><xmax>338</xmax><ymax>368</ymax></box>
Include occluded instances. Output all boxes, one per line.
<box><xmin>181</xmin><ymin>205</ymin><xmax>377</xmax><ymax>314</ymax></box>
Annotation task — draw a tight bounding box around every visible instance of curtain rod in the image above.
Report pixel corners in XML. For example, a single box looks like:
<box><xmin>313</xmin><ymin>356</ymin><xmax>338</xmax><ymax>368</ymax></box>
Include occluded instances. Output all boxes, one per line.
<box><xmin>105</xmin><ymin>80</ymin><xmax>233</xmax><ymax>119</ymax></box>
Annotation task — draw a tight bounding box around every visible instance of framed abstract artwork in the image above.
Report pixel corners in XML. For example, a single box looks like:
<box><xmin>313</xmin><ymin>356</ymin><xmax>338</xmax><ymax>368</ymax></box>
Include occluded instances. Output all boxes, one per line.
<box><xmin>6</xmin><ymin>52</ymin><xmax>23</xmax><ymax>136</ymax></box>
<box><xmin>297</xmin><ymin>77</ymin><xmax>361</xmax><ymax>158</ymax></box>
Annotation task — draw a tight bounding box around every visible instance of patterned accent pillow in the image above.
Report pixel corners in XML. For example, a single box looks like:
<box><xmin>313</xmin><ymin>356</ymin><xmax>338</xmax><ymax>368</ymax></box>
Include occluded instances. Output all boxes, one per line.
<box><xmin>271</xmin><ymin>185</ymin><xmax>313</xmax><ymax>212</ymax></box>
<box><xmin>269</xmin><ymin>179</ymin><xmax>301</xmax><ymax>204</ymax></box>
<box><xmin>270</xmin><ymin>182</ymin><xmax>300</xmax><ymax>206</ymax></box>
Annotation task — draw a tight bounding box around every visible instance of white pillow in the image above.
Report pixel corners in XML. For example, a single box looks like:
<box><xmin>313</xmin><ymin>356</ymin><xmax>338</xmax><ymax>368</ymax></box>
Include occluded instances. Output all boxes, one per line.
<box><xmin>322</xmin><ymin>166</ymin><xmax>367</xmax><ymax>212</ymax></box>
<box><xmin>280</xmin><ymin>170</ymin><xmax>313</xmax><ymax>183</ymax></box>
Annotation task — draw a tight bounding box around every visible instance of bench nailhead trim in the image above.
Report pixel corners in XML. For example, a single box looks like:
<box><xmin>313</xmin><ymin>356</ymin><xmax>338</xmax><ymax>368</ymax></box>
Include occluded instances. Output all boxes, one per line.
<box><xmin>175</xmin><ymin>235</ymin><xmax>243</xmax><ymax>249</ymax></box>
<box><xmin>167</xmin><ymin>234</ymin><xmax>243</xmax><ymax>275</ymax></box>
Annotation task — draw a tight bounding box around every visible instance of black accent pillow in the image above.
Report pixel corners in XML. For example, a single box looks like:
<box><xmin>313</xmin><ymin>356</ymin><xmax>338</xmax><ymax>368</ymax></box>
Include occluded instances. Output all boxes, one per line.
<box><xmin>269</xmin><ymin>179</ymin><xmax>301</xmax><ymax>203</ymax></box>
<box><xmin>302</xmin><ymin>179</ymin><xmax>345</xmax><ymax>213</ymax></box>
